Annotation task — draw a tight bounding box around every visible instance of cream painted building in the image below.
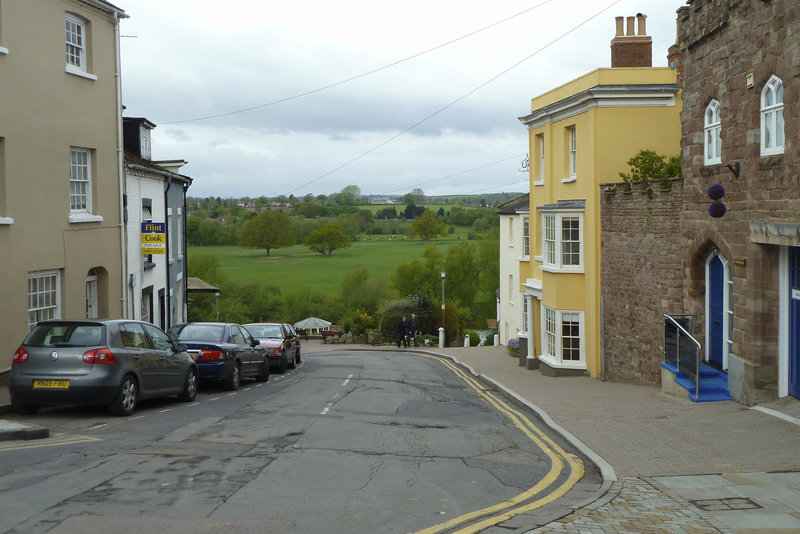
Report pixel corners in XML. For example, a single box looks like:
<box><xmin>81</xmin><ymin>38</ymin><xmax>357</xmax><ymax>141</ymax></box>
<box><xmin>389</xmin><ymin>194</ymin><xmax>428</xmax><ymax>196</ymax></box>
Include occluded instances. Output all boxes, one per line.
<box><xmin>517</xmin><ymin>14</ymin><xmax>682</xmax><ymax>378</ymax></box>
<box><xmin>0</xmin><ymin>0</ymin><xmax>128</xmax><ymax>370</ymax></box>
<box><xmin>497</xmin><ymin>194</ymin><xmax>530</xmax><ymax>346</ymax></box>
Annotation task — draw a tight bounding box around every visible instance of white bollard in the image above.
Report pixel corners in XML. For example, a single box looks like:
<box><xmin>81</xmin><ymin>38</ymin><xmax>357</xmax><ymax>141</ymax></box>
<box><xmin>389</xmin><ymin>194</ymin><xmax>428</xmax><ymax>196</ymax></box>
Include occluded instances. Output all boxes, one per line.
<box><xmin>494</xmin><ymin>334</ymin><xmax>499</xmax><ymax>346</ymax></box>
<box><xmin>464</xmin><ymin>334</ymin><xmax>470</xmax><ymax>347</ymax></box>
<box><xmin>438</xmin><ymin>327</ymin><xmax>445</xmax><ymax>349</ymax></box>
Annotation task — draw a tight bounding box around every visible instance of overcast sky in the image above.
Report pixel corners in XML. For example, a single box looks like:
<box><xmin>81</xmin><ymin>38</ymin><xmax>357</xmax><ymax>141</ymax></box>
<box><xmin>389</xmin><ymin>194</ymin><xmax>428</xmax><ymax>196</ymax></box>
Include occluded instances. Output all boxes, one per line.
<box><xmin>119</xmin><ymin>0</ymin><xmax>686</xmax><ymax>199</ymax></box>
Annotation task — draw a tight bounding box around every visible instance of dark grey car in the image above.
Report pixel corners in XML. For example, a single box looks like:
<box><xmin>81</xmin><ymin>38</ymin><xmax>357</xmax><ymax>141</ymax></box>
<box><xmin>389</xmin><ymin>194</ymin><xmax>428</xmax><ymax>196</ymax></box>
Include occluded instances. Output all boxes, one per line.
<box><xmin>9</xmin><ymin>319</ymin><xmax>198</xmax><ymax>416</ymax></box>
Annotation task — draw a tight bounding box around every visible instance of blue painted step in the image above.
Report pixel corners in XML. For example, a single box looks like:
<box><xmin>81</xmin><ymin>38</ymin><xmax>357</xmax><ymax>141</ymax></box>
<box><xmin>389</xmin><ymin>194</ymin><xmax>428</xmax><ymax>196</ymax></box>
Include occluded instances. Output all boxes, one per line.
<box><xmin>661</xmin><ymin>362</ymin><xmax>732</xmax><ymax>402</ymax></box>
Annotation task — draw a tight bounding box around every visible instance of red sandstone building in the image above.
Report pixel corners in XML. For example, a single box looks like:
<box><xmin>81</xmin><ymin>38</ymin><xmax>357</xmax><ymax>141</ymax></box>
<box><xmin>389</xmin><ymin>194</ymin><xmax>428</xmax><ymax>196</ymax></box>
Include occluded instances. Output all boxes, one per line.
<box><xmin>601</xmin><ymin>0</ymin><xmax>800</xmax><ymax>404</ymax></box>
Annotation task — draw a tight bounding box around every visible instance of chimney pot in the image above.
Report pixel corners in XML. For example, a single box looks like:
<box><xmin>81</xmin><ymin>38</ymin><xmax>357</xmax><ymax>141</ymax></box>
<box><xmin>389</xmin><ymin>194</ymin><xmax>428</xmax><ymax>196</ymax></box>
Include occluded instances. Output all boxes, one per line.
<box><xmin>626</xmin><ymin>16</ymin><xmax>635</xmax><ymax>36</ymax></box>
<box><xmin>636</xmin><ymin>13</ymin><xmax>647</xmax><ymax>35</ymax></box>
<box><xmin>615</xmin><ymin>16</ymin><xmax>624</xmax><ymax>36</ymax></box>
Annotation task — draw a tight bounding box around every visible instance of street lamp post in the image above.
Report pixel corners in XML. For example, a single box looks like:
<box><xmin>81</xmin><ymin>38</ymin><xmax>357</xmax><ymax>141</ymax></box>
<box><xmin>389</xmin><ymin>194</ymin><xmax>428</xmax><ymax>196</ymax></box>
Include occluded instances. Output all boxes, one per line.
<box><xmin>439</xmin><ymin>270</ymin><xmax>445</xmax><ymax>348</ymax></box>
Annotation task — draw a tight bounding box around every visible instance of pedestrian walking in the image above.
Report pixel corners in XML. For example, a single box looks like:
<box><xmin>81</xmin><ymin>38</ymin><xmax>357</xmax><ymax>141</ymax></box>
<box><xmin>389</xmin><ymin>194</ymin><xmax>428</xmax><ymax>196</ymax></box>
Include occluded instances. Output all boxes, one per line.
<box><xmin>396</xmin><ymin>316</ymin><xmax>409</xmax><ymax>348</ymax></box>
<box><xmin>408</xmin><ymin>314</ymin><xmax>418</xmax><ymax>347</ymax></box>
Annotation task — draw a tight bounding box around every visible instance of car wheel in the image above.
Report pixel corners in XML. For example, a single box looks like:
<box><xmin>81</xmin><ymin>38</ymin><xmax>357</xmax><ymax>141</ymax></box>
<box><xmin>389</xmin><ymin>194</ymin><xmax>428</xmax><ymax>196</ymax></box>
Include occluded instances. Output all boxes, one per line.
<box><xmin>295</xmin><ymin>349</ymin><xmax>301</xmax><ymax>364</ymax></box>
<box><xmin>11</xmin><ymin>396</ymin><xmax>38</xmax><ymax>415</ymax></box>
<box><xmin>224</xmin><ymin>362</ymin><xmax>241</xmax><ymax>391</ymax></box>
<box><xmin>178</xmin><ymin>368</ymin><xmax>198</xmax><ymax>402</ymax></box>
<box><xmin>109</xmin><ymin>375</ymin><xmax>138</xmax><ymax>416</ymax></box>
<box><xmin>255</xmin><ymin>359</ymin><xmax>269</xmax><ymax>382</ymax></box>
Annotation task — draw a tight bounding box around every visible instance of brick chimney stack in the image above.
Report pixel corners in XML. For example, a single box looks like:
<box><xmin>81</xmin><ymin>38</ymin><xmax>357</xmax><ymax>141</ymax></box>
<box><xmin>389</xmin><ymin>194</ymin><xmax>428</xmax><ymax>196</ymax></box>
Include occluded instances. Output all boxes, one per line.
<box><xmin>610</xmin><ymin>13</ymin><xmax>652</xmax><ymax>67</ymax></box>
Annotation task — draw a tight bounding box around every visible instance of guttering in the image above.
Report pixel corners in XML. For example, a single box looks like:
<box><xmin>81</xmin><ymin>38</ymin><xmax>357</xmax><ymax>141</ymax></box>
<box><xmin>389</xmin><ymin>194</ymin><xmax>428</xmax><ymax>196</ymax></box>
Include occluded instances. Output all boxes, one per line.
<box><xmin>114</xmin><ymin>11</ymin><xmax>128</xmax><ymax>318</ymax></box>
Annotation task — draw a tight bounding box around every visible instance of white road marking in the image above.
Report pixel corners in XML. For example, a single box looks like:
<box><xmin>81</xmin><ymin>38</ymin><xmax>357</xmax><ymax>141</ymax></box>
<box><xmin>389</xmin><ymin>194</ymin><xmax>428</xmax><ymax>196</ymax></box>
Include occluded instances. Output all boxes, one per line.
<box><xmin>342</xmin><ymin>373</ymin><xmax>353</xmax><ymax>386</ymax></box>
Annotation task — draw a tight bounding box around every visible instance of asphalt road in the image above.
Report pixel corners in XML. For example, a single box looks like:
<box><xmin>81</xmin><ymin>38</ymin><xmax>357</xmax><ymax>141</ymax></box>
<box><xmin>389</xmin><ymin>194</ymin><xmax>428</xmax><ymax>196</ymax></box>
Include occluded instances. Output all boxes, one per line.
<box><xmin>0</xmin><ymin>349</ymin><xmax>601</xmax><ymax>533</ymax></box>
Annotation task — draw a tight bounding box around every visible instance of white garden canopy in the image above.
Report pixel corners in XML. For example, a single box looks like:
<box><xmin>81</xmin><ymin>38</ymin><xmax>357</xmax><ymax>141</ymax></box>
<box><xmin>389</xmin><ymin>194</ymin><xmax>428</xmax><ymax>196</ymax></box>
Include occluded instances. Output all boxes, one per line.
<box><xmin>294</xmin><ymin>316</ymin><xmax>332</xmax><ymax>334</ymax></box>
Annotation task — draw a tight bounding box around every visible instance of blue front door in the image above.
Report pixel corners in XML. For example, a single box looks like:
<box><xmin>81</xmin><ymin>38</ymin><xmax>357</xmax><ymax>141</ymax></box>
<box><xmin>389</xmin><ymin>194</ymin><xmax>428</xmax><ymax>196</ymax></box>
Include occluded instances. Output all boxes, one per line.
<box><xmin>708</xmin><ymin>256</ymin><xmax>725</xmax><ymax>368</ymax></box>
<box><xmin>790</xmin><ymin>248</ymin><xmax>800</xmax><ymax>398</ymax></box>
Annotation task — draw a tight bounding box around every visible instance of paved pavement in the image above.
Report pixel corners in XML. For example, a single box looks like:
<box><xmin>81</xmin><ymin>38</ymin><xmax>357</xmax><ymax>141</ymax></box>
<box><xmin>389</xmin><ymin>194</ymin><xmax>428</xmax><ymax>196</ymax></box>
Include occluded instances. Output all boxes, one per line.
<box><xmin>2</xmin><ymin>341</ymin><xmax>800</xmax><ymax>533</ymax></box>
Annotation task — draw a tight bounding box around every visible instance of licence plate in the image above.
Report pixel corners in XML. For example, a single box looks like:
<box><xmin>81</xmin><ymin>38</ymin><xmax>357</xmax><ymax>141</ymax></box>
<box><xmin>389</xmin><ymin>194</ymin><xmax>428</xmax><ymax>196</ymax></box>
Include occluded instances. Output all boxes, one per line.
<box><xmin>33</xmin><ymin>379</ymin><xmax>70</xmax><ymax>389</ymax></box>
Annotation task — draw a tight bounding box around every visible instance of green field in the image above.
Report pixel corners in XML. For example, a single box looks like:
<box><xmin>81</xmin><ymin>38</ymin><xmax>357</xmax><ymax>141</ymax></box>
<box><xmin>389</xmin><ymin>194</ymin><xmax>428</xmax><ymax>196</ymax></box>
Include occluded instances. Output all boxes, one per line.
<box><xmin>190</xmin><ymin>236</ymin><xmax>465</xmax><ymax>297</ymax></box>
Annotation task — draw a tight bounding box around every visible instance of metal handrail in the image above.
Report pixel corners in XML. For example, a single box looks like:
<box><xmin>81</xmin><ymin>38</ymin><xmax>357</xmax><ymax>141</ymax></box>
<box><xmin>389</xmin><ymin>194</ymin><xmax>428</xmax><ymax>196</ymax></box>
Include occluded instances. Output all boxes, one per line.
<box><xmin>664</xmin><ymin>314</ymin><xmax>702</xmax><ymax>399</ymax></box>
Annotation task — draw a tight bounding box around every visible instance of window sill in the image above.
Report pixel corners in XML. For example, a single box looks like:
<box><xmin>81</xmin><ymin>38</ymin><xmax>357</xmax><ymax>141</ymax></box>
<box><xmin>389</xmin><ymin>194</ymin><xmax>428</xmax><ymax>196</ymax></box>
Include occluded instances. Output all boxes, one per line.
<box><xmin>517</xmin><ymin>255</ymin><xmax>531</xmax><ymax>262</ymax></box>
<box><xmin>538</xmin><ymin>353</ymin><xmax>586</xmax><ymax>370</ymax></box>
<box><xmin>539</xmin><ymin>265</ymin><xmax>584</xmax><ymax>274</ymax></box>
<box><xmin>69</xmin><ymin>213</ymin><xmax>103</xmax><ymax>224</ymax></box>
<box><xmin>65</xmin><ymin>64</ymin><xmax>98</xmax><ymax>81</ymax></box>
<box><xmin>0</xmin><ymin>216</ymin><xmax>14</xmax><ymax>225</ymax></box>
<box><xmin>533</xmin><ymin>180</ymin><xmax>544</xmax><ymax>187</ymax></box>
<box><xmin>533</xmin><ymin>255</ymin><xmax>543</xmax><ymax>262</ymax></box>
<box><xmin>561</xmin><ymin>176</ymin><xmax>576</xmax><ymax>183</ymax></box>
<box><xmin>760</xmin><ymin>148</ymin><xmax>784</xmax><ymax>158</ymax></box>
<box><xmin>0</xmin><ymin>47</ymin><xmax>9</xmax><ymax>55</ymax></box>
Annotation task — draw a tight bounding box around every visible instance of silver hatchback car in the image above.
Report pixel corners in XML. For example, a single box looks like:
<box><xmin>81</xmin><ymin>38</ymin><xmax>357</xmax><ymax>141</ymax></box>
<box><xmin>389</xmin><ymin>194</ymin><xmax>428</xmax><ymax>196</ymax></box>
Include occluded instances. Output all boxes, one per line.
<box><xmin>9</xmin><ymin>319</ymin><xmax>198</xmax><ymax>416</ymax></box>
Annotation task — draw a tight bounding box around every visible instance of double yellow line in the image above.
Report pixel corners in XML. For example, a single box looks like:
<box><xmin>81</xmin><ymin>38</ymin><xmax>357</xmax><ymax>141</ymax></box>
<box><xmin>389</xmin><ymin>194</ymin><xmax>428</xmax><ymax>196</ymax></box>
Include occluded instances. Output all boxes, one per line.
<box><xmin>411</xmin><ymin>354</ymin><xmax>584</xmax><ymax>534</ymax></box>
<box><xmin>0</xmin><ymin>434</ymin><xmax>101</xmax><ymax>452</ymax></box>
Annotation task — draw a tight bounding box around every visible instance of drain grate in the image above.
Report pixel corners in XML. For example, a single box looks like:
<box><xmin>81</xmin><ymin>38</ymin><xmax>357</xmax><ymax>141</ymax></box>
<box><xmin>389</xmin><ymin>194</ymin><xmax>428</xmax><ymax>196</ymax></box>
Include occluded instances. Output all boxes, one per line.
<box><xmin>690</xmin><ymin>497</ymin><xmax>763</xmax><ymax>511</ymax></box>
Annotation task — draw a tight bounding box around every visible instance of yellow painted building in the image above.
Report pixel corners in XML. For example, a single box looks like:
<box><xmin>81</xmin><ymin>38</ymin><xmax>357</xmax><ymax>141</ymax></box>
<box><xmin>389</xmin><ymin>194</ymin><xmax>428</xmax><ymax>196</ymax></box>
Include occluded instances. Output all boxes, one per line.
<box><xmin>517</xmin><ymin>15</ymin><xmax>681</xmax><ymax>378</ymax></box>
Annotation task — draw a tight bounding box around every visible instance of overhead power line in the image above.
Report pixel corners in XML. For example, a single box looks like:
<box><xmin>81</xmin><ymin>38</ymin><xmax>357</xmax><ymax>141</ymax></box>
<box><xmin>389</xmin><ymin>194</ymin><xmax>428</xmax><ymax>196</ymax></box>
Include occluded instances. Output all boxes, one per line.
<box><xmin>286</xmin><ymin>0</ymin><xmax>623</xmax><ymax>195</ymax></box>
<box><xmin>160</xmin><ymin>0</ymin><xmax>556</xmax><ymax>125</ymax></box>
<box><xmin>384</xmin><ymin>154</ymin><xmax>526</xmax><ymax>195</ymax></box>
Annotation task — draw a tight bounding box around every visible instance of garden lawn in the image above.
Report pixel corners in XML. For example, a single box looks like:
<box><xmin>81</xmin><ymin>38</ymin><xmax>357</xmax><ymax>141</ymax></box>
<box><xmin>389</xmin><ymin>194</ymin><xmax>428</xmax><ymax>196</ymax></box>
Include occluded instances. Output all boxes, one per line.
<box><xmin>189</xmin><ymin>236</ymin><xmax>465</xmax><ymax>298</ymax></box>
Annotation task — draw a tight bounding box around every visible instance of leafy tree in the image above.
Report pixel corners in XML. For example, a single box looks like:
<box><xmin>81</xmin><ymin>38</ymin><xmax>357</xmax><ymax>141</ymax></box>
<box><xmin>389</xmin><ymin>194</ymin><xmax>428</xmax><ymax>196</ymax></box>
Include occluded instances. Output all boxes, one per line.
<box><xmin>390</xmin><ymin>245</ymin><xmax>443</xmax><ymax>302</ymax></box>
<box><xmin>409</xmin><ymin>210</ymin><xmax>447</xmax><ymax>241</ymax></box>
<box><xmin>239</xmin><ymin>209</ymin><xmax>294</xmax><ymax>256</ymax></box>
<box><xmin>304</xmin><ymin>223</ymin><xmax>351</xmax><ymax>255</ymax></box>
<box><xmin>444</xmin><ymin>241</ymin><xmax>477</xmax><ymax>309</ymax></box>
<box><xmin>411</xmin><ymin>188</ymin><xmax>426</xmax><ymax>204</ymax></box>
<box><xmin>376</xmin><ymin>206</ymin><xmax>398</xmax><ymax>219</ymax></box>
<box><xmin>402</xmin><ymin>203</ymin><xmax>426</xmax><ymax>220</ymax></box>
<box><xmin>335</xmin><ymin>185</ymin><xmax>362</xmax><ymax>206</ymax></box>
<box><xmin>334</xmin><ymin>214</ymin><xmax>361</xmax><ymax>241</ymax></box>
<box><xmin>340</xmin><ymin>267</ymin><xmax>391</xmax><ymax>314</ymax></box>
<box><xmin>402</xmin><ymin>193</ymin><xmax>415</xmax><ymax>205</ymax></box>
<box><xmin>619</xmin><ymin>149</ymin><xmax>681</xmax><ymax>183</ymax></box>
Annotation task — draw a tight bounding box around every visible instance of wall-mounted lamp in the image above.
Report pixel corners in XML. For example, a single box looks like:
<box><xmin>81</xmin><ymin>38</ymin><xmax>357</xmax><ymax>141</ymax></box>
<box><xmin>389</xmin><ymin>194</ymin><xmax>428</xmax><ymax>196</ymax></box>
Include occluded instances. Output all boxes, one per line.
<box><xmin>726</xmin><ymin>162</ymin><xmax>740</xmax><ymax>178</ymax></box>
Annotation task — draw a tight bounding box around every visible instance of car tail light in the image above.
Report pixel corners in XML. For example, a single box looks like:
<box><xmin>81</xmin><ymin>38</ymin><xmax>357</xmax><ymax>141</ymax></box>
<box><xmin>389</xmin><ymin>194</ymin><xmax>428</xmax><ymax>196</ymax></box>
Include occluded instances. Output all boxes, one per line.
<box><xmin>12</xmin><ymin>348</ymin><xmax>29</xmax><ymax>364</ymax></box>
<box><xmin>82</xmin><ymin>348</ymin><xmax>117</xmax><ymax>364</ymax></box>
<box><xmin>197</xmin><ymin>350</ymin><xmax>225</xmax><ymax>361</ymax></box>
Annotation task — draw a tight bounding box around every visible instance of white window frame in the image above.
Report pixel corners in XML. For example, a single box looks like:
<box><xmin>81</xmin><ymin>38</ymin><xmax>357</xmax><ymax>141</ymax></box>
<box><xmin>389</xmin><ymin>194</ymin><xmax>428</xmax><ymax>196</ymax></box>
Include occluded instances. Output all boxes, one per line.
<box><xmin>508</xmin><ymin>274</ymin><xmax>514</xmax><ymax>302</ymax></box>
<box><xmin>177</xmin><ymin>207</ymin><xmax>183</xmax><ymax>259</ymax></box>
<box><xmin>0</xmin><ymin>3</ymin><xmax>8</xmax><ymax>56</ymax></box>
<box><xmin>28</xmin><ymin>270</ymin><xmax>61</xmax><ymax>330</ymax></box>
<box><xmin>0</xmin><ymin>137</ymin><xmax>10</xmax><ymax>224</ymax></box>
<box><xmin>522</xmin><ymin>216</ymin><xmax>530</xmax><ymax>258</ymax></box>
<box><xmin>68</xmin><ymin>148</ymin><xmax>102</xmax><ymax>223</ymax></box>
<box><xmin>704</xmin><ymin>100</ymin><xmax>722</xmax><ymax>165</ymax></box>
<box><xmin>521</xmin><ymin>298</ymin><xmax>528</xmax><ymax>335</ymax></box>
<box><xmin>540</xmin><ymin>306</ymin><xmax>585</xmax><ymax>368</ymax></box>
<box><xmin>65</xmin><ymin>14</ymin><xmax>96</xmax><ymax>80</ymax></box>
<box><xmin>540</xmin><ymin>211</ymin><xmax>583</xmax><ymax>273</ymax></box>
<box><xmin>534</xmin><ymin>133</ymin><xmax>545</xmax><ymax>186</ymax></box>
<box><xmin>565</xmin><ymin>126</ymin><xmax>577</xmax><ymax>182</ymax></box>
<box><xmin>761</xmin><ymin>75</ymin><xmax>784</xmax><ymax>156</ymax></box>
<box><xmin>168</xmin><ymin>208</ymin><xmax>175</xmax><ymax>261</ymax></box>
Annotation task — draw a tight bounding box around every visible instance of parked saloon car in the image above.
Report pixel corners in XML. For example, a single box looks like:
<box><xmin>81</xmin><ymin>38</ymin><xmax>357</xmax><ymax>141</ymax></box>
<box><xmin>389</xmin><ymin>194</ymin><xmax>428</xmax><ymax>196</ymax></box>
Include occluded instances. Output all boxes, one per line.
<box><xmin>244</xmin><ymin>323</ymin><xmax>299</xmax><ymax>373</ymax></box>
<box><xmin>9</xmin><ymin>319</ymin><xmax>198</xmax><ymax>416</ymax></box>
<box><xmin>168</xmin><ymin>322</ymin><xmax>268</xmax><ymax>390</ymax></box>
<box><xmin>283</xmin><ymin>323</ymin><xmax>302</xmax><ymax>364</ymax></box>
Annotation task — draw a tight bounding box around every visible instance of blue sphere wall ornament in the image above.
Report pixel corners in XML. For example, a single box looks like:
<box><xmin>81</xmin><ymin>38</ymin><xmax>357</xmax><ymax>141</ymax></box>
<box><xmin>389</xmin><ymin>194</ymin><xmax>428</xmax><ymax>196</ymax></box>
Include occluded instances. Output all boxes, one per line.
<box><xmin>708</xmin><ymin>201</ymin><xmax>727</xmax><ymax>218</ymax></box>
<box><xmin>707</xmin><ymin>183</ymin><xmax>725</xmax><ymax>200</ymax></box>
